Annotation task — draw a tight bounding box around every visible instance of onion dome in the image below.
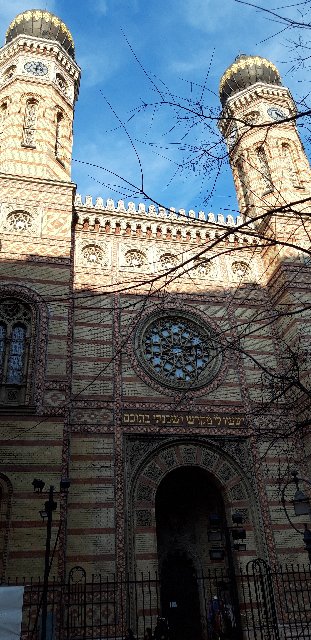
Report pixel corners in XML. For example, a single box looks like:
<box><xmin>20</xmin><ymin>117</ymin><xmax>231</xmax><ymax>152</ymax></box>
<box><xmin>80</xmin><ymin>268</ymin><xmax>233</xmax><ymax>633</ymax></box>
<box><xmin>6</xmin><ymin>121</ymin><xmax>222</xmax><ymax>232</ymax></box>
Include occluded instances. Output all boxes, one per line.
<box><xmin>6</xmin><ymin>9</ymin><xmax>75</xmax><ymax>59</ymax></box>
<box><xmin>219</xmin><ymin>54</ymin><xmax>281</xmax><ymax>107</ymax></box>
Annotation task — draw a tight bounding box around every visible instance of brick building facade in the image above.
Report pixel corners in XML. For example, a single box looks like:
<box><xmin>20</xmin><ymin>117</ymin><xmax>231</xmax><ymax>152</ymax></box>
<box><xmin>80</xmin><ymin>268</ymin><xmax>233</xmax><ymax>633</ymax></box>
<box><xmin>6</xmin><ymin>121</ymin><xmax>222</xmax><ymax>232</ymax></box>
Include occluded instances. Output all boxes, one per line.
<box><xmin>0</xmin><ymin>7</ymin><xmax>311</xmax><ymax>607</ymax></box>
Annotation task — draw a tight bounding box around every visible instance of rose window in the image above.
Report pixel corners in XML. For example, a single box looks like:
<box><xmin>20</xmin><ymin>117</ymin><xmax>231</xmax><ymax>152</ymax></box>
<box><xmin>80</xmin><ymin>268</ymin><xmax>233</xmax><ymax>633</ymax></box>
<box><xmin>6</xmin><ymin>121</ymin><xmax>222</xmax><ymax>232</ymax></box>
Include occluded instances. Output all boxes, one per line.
<box><xmin>125</xmin><ymin>250</ymin><xmax>147</xmax><ymax>268</ymax></box>
<box><xmin>232</xmin><ymin>261</ymin><xmax>250</xmax><ymax>277</ymax></box>
<box><xmin>193</xmin><ymin>258</ymin><xmax>211</xmax><ymax>277</ymax></box>
<box><xmin>82</xmin><ymin>245</ymin><xmax>105</xmax><ymax>265</ymax></box>
<box><xmin>7</xmin><ymin>211</ymin><xmax>33</xmax><ymax>232</ymax></box>
<box><xmin>159</xmin><ymin>253</ymin><xmax>178</xmax><ymax>270</ymax></box>
<box><xmin>135</xmin><ymin>311</ymin><xmax>222</xmax><ymax>390</ymax></box>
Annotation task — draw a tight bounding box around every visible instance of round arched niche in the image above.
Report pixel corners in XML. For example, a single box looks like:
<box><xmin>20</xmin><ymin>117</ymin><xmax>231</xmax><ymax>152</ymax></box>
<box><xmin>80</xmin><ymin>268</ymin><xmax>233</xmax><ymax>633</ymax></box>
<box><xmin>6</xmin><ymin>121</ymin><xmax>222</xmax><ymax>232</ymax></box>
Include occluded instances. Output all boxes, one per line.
<box><xmin>127</xmin><ymin>439</ymin><xmax>266</xmax><ymax>576</ymax></box>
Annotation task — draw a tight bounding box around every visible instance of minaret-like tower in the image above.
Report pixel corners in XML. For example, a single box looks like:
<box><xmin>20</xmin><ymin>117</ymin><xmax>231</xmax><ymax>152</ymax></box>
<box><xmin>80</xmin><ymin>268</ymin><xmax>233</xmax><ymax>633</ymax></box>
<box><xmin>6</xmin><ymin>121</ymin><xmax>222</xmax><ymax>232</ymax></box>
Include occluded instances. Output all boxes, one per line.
<box><xmin>218</xmin><ymin>55</ymin><xmax>311</xmax><ymax>223</ymax></box>
<box><xmin>0</xmin><ymin>9</ymin><xmax>81</xmax><ymax>246</ymax></box>
<box><xmin>0</xmin><ymin>9</ymin><xmax>80</xmax><ymax>181</ymax></box>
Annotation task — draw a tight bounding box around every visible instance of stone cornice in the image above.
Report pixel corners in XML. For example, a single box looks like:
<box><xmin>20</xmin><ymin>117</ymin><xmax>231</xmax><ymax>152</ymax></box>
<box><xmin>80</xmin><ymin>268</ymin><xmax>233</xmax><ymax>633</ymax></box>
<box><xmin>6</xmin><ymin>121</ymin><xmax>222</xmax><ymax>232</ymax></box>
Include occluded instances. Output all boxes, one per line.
<box><xmin>0</xmin><ymin>34</ymin><xmax>81</xmax><ymax>100</ymax></box>
<box><xmin>218</xmin><ymin>82</ymin><xmax>295</xmax><ymax>134</ymax></box>
<box><xmin>0</xmin><ymin>171</ymin><xmax>76</xmax><ymax>189</ymax></box>
<box><xmin>74</xmin><ymin>194</ymin><xmax>259</xmax><ymax>246</ymax></box>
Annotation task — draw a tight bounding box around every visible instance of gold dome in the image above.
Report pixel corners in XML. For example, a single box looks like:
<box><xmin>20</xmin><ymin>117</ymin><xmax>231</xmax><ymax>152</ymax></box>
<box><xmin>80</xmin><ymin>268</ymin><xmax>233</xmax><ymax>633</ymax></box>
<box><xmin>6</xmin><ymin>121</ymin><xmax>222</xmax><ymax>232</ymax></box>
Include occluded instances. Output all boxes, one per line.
<box><xmin>6</xmin><ymin>9</ymin><xmax>75</xmax><ymax>59</ymax></box>
<box><xmin>219</xmin><ymin>54</ymin><xmax>281</xmax><ymax>107</ymax></box>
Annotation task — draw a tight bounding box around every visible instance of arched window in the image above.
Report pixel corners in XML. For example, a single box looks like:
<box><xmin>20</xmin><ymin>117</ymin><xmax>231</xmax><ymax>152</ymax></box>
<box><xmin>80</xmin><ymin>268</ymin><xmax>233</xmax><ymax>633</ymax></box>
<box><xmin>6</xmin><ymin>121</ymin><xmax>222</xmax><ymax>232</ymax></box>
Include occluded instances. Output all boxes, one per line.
<box><xmin>0</xmin><ymin>299</ymin><xmax>32</xmax><ymax>404</ymax></box>
<box><xmin>282</xmin><ymin>142</ymin><xmax>300</xmax><ymax>187</ymax></box>
<box><xmin>7</xmin><ymin>324</ymin><xmax>27</xmax><ymax>385</ymax></box>
<box><xmin>56</xmin><ymin>73</ymin><xmax>68</xmax><ymax>94</ymax></box>
<box><xmin>257</xmin><ymin>146</ymin><xmax>273</xmax><ymax>193</ymax></box>
<box><xmin>0</xmin><ymin>101</ymin><xmax>8</xmax><ymax>140</ymax></box>
<box><xmin>4</xmin><ymin>65</ymin><xmax>16</xmax><ymax>81</ymax></box>
<box><xmin>22</xmin><ymin>98</ymin><xmax>38</xmax><ymax>147</ymax></box>
<box><xmin>236</xmin><ymin>157</ymin><xmax>251</xmax><ymax>208</ymax></box>
<box><xmin>55</xmin><ymin>111</ymin><xmax>65</xmax><ymax>163</ymax></box>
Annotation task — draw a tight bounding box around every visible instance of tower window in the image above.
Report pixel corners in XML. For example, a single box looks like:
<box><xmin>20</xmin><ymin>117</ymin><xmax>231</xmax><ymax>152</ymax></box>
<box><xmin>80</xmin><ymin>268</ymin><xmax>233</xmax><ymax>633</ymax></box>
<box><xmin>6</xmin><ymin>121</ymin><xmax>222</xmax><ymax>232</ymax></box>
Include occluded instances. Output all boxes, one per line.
<box><xmin>55</xmin><ymin>111</ymin><xmax>65</xmax><ymax>164</ymax></box>
<box><xmin>0</xmin><ymin>299</ymin><xmax>32</xmax><ymax>405</ymax></box>
<box><xmin>282</xmin><ymin>142</ymin><xmax>301</xmax><ymax>188</ymax></box>
<box><xmin>4</xmin><ymin>66</ymin><xmax>16</xmax><ymax>81</ymax></box>
<box><xmin>256</xmin><ymin>146</ymin><xmax>273</xmax><ymax>194</ymax></box>
<box><xmin>0</xmin><ymin>101</ymin><xmax>8</xmax><ymax>140</ymax></box>
<box><xmin>22</xmin><ymin>99</ymin><xmax>38</xmax><ymax>148</ymax></box>
<box><xmin>236</xmin><ymin>157</ymin><xmax>252</xmax><ymax>209</ymax></box>
<box><xmin>56</xmin><ymin>73</ymin><xmax>67</xmax><ymax>94</ymax></box>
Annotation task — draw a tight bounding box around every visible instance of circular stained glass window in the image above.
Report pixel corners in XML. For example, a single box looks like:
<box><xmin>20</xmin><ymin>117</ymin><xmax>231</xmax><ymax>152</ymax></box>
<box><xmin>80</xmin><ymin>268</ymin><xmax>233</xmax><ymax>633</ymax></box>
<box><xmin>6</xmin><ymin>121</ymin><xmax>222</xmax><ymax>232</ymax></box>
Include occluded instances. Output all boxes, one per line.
<box><xmin>135</xmin><ymin>311</ymin><xmax>222</xmax><ymax>390</ymax></box>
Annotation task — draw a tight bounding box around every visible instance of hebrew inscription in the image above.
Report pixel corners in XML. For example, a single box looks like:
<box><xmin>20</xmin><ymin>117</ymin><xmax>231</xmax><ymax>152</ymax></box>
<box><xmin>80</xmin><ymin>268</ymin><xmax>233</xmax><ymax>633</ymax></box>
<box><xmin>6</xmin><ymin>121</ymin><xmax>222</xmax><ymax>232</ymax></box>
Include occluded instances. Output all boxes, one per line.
<box><xmin>122</xmin><ymin>410</ymin><xmax>245</xmax><ymax>428</ymax></box>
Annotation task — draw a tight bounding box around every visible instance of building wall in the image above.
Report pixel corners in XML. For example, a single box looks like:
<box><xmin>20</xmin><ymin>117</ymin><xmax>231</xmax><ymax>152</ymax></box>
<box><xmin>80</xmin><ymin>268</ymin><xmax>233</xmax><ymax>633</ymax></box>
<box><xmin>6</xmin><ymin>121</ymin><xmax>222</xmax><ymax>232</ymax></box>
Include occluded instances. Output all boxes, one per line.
<box><xmin>0</xmin><ymin>20</ymin><xmax>311</xmax><ymax>582</ymax></box>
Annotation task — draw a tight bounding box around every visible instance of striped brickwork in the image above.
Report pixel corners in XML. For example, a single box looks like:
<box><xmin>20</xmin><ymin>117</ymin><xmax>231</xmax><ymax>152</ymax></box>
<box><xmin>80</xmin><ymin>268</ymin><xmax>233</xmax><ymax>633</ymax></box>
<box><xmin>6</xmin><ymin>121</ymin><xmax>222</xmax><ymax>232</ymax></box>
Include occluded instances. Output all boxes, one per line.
<box><xmin>0</xmin><ymin>15</ymin><xmax>310</xmax><ymax>585</ymax></box>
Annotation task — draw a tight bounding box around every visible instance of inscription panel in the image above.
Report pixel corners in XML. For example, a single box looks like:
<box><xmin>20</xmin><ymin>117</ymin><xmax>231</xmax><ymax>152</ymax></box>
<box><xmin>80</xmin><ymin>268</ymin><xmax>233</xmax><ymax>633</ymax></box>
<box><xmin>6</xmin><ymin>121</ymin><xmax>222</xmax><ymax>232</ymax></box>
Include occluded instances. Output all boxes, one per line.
<box><xmin>122</xmin><ymin>410</ymin><xmax>245</xmax><ymax>428</ymax></box>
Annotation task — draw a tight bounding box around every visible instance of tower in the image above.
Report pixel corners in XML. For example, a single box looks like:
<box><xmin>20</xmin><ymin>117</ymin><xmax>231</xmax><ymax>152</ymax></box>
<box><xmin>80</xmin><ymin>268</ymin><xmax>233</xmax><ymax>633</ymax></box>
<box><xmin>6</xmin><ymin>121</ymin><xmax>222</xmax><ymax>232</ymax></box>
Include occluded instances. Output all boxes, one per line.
<box><xmin>0</xmin><ymin>9</ymin><xmax>80</xmax><ymax>181</ymax></box>
<box><xmin>0</xmin><ymin>11</ymin><xmax>81</xmax><ymax>578</ymax></box>
<box><xmin>218</xmin><ymin>55</ymin><xmax>311</xmax><ymax>225</ymax></box>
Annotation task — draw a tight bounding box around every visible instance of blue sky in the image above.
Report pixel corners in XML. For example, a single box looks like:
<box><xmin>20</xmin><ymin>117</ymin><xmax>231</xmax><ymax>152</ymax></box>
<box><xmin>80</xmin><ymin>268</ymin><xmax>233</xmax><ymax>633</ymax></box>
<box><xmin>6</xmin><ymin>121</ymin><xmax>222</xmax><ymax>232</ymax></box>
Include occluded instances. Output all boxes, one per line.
<box><xmin>0</xmin><ymin>0</ymin><xmax>309</xmax><ymax>216</ymax></box>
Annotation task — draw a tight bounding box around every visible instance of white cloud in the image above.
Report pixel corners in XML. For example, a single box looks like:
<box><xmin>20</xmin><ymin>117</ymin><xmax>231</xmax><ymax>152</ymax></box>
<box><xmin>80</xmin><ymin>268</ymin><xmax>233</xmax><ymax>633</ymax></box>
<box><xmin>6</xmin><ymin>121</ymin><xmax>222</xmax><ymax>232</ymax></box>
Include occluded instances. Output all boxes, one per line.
<box><xmin>95</xmin><ymin>0</ymin><xmax>108</xmax><ymax>15</ymax></box>
<box><xmin>178</xmin><ymin>0</ymin><xmax>235</xmax><ymax>33</ymax></box>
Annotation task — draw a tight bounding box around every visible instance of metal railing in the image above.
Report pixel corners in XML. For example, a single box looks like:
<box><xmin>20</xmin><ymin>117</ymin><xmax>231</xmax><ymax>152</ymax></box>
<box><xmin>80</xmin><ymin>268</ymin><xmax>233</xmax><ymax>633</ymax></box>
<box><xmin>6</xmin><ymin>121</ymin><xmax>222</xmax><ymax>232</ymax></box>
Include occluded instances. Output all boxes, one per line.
<box><xmin>5</xmin><ymin>561</ymin><xmax>311</xmax><ymax>640</ymax></box>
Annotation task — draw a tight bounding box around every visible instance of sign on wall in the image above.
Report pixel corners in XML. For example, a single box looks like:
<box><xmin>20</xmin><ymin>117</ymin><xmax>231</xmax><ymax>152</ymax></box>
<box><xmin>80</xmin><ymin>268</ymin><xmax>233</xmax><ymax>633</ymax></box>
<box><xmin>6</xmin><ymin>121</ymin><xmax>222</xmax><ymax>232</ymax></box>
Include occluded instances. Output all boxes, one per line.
<box><xmin>122</xmin><ymin>410</ymin><xmax>245</xmax><ymax>428</ymax></box>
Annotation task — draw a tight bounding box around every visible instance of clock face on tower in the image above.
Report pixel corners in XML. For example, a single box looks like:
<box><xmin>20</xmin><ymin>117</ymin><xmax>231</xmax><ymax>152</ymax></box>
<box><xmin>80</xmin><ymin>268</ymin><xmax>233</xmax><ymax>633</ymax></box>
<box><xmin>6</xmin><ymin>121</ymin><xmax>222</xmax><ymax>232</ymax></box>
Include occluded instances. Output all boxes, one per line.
<box><xmin>267</xmin><ymin>106</ymin><xmax>288</xmax><ymax>121</ymax></box>
<box><xmin>24</xmin><ymin>61</ymin><xmax>48</xmax><ymax>77</ymax></box>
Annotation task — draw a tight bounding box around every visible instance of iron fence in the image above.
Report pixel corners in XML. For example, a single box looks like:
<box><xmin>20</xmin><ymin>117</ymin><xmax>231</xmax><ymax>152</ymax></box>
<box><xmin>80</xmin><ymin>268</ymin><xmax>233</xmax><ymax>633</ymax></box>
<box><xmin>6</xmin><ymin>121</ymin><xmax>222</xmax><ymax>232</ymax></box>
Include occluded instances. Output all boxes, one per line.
<box><xmin>4</xmin><ymin>560</ymin><xmax>311</xmax><ymax>640</ymax></box>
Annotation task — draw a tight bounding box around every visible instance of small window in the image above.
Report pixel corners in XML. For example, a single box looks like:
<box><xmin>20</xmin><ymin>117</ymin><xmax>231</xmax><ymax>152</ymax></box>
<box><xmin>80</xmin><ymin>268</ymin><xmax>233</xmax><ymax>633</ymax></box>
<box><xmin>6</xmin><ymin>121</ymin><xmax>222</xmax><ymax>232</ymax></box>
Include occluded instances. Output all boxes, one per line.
<box><xmin>257</xmin><ymin>146</ymin><xmax>273</xmax><ymax>194</ymax></box>
<box><xmin>56</xmin><ymin>73</ymin><xmax>67</xmax><ymax>93</ymax></box>
<box><xmin>236</xmin><ymin>157</ymin><xmax>251</xmax><ymax>208</ymax></box>
<box><xmin>22</xmin><ymin>99</ymin><xmax>38</xmax><ymax>147</ymax></box>
<box><xmin>0</xmin><ymin>101</ymin><xmax>8</xmax><ymax>137</ymax></box>
<box><xmin>55</xmin><ymin>111</ymin><xmax>65</xmax><ymax>164</ymax></box>
<box><xmin>282</xmin><ymin>142</ymin><xmax>301</xmax><ymax>187</ymax></box>
<box><xmin>4</xmin><ymin>66</ymin><xmax>16</xmax><ymax>81</ymax></box>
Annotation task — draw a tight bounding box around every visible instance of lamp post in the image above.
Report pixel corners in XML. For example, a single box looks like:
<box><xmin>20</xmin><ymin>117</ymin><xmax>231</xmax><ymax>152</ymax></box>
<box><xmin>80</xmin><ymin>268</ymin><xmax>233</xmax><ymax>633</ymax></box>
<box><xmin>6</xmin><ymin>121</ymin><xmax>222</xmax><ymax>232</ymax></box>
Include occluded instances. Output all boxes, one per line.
<box><xmin>32</xmin><ymin>478</ymin><xmax>70</xmax><ymax>640</ymax></box>
<box><xmin>281</xmin><ymin>470</ymin><xmax>311</xmax><ymax>562</ymax></box>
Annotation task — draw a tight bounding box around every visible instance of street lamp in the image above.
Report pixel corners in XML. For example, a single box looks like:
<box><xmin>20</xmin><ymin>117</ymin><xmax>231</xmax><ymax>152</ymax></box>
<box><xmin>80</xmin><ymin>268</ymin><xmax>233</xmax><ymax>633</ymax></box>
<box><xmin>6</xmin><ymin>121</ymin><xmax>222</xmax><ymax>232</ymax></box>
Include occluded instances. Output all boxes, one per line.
<box><xmin>281</xmin><ymin>470</ymin><xmax>311</xmax><ymax>562</ymax></box>
<box><xmin>33</xmin><ymin>478</ymin><xmax>70</xmax><ymax>640</ymax></box>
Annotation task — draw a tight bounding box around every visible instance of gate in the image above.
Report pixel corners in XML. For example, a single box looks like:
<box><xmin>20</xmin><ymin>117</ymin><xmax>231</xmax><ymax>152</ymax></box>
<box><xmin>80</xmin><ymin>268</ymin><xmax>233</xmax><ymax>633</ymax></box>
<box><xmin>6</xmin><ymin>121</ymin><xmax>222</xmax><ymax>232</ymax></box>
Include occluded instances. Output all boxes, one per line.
<box><xmin>7</xmin><ymin>561</ymin><xmax>311</xmax><ymax>639</ymax></box>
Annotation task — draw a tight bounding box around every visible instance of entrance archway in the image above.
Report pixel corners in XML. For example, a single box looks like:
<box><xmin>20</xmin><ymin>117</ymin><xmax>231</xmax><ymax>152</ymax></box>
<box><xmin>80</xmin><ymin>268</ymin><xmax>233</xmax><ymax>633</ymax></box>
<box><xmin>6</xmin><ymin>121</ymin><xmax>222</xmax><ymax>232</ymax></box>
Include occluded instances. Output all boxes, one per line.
<box><xmin>155</xmin><ymin>466</ymin><xmax>233</xmax><ymax>640</ymax></box>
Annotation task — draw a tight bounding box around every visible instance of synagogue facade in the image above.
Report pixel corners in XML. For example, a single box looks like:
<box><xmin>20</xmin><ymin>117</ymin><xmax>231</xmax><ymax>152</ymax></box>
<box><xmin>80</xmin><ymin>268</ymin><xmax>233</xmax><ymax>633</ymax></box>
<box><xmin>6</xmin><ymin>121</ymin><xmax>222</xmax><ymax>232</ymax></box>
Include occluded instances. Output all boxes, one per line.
<box><xmin>0</xmin><ymin>7</ymin><xmax>311</xmax><ymax>608</ymax></box>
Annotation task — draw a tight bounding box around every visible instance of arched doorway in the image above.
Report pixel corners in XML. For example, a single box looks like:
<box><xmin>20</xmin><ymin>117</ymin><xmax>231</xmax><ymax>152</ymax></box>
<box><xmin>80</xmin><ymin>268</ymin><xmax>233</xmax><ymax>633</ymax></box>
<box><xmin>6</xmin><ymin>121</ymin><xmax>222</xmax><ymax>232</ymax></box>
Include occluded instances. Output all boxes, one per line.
<box><xmin>155</xmin><ymin>466</ymin><xmax>238</xmax><ymax>640</ymax></box>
